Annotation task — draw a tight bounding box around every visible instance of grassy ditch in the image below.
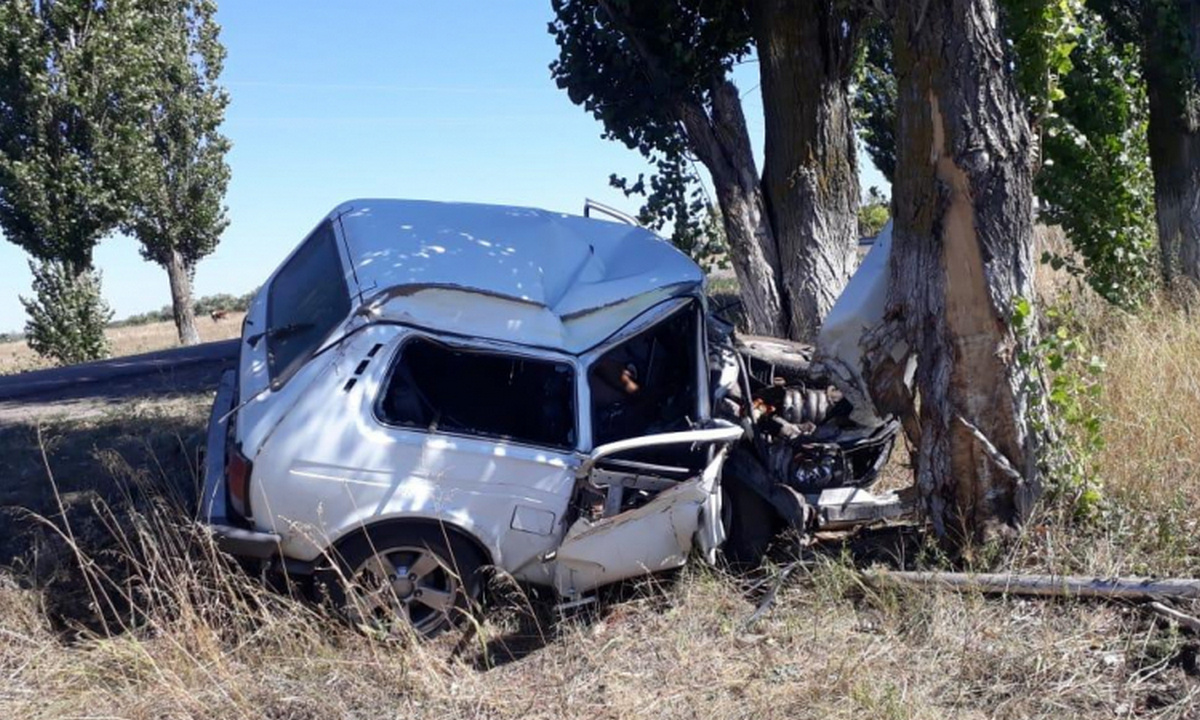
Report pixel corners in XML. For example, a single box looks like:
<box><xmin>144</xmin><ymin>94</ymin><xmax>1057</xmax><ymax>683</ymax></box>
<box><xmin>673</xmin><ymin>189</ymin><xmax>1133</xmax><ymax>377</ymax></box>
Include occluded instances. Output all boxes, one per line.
<box><xmin>0</xmin><ymin>292</ymin><xmax>1199</xmax><ymax>718</ymax></box>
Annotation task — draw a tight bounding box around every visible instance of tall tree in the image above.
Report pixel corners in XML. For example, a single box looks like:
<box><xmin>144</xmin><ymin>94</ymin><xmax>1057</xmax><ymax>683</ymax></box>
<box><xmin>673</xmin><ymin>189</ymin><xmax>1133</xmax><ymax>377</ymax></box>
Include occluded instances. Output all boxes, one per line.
<box><xmin>550</xmin><ymin>0</ymin><xmax>861</xmax><ymax>340</ymax></box>
<box><xmin>1098</xmin><ymin>0</ymin><xmax>1200</xmax><ymax>285</ymax></box>
<box><xmin>124</xmin><ymin>0</ymin><xmax>230</xmax><ymax>346</ymax></box>
<box><xmin>857</xmin><ymin>4</ymin><xmax>1157</xmax><ymax>306</ymax></box>
<box><xmin>751</xmin><ymin>0</ymin><xmax>861</xmax><ymax>339</ymax></box>
<box><xmin>0</xmin><ymin>0</ymin><xmax>151</xmax><ymax>360</ymax></box>
<box><xmin>889</xmin><ymin>0</ymin><xmax>1039</xmax><ymax>543</ymax></box>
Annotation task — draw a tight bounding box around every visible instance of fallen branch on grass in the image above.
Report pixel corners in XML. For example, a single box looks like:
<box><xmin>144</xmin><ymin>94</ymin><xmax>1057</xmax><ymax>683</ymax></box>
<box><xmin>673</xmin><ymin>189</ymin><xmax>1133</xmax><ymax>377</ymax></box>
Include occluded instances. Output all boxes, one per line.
<box><xmin>1147</xmin><ymin>601</ymin><xmax>1200</xmax><ymax>633</ymax></box>
<box><xmin>866</xmin><ymin>570</ymin><xmax>1200</xmax><ymax>602</ymax></box>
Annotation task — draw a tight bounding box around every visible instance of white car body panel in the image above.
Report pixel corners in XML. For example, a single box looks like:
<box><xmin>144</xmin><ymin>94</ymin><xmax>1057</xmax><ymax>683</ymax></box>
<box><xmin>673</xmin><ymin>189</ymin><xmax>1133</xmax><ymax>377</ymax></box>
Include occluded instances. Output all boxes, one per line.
<box><xmin>335</xmin><ymin>199</ymin><xmax>703</xmax><ymax>355</ymax></box>
<box><xmin>552</xmin><ymin>444</ymin><xmax>731</xmax><ymax>596</ymax></box>
<box><xmin>245</xmin><ymin>325</ymin><xmax>579</xmax><ymax>584</ymax></box>
<box><xmin>237</xmin><ymin>217</ymin><xmax>362</xmax><ymax>459</ymax></box>
<box><xmin>815</xmin><ymin>220</ymin><xmax>903</xmax><ymax>426</ymax></box>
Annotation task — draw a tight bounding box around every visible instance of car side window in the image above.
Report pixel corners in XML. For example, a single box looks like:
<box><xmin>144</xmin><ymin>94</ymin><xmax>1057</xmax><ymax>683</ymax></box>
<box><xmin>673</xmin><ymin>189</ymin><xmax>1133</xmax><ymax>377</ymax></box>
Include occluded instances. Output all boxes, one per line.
<box><xmin>266</xmin><ymin>220</ymin><xmax>351</xmax><ymax>385</ymax></box>
<box><xmin>378</xmin><ymin>337</ymin><xmax>577</xmax><ymax>450</ymax></box>
<box><xmin>589</xmin><ymin>303</ymin><xmax>699</xmax><ymax>446</ymax></box>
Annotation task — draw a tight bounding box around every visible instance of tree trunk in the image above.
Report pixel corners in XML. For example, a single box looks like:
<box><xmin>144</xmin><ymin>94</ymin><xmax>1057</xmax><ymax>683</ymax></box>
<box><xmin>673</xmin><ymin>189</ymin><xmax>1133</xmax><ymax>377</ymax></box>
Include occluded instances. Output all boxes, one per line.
<box><xmin>165</xmin><ymin>248</ymin><xmax>201</xmax><ymax>346</ymax></box>
<box><xmin>1144</xmin><ymin>0</ymin><xmax>1200</xmax><ymax>285</ymax></box>
<box><xmin>678</xmin><ymin>80</ymin><xmax>788</xmax><ymax>338</ymax></box>
<box><xmin>590</xmin><ymin>0</ymin><xmax>787</xmax><ymax>337</ymax></box>
<box><xmin>751</xmin><ymin>0</ymin><xmax>860</xmax><ymax>340</ymax></box>
<box><xmin>890</xmin><ymin>0</ymin><xmax>1039</xmax><ymax>545</ymax></box>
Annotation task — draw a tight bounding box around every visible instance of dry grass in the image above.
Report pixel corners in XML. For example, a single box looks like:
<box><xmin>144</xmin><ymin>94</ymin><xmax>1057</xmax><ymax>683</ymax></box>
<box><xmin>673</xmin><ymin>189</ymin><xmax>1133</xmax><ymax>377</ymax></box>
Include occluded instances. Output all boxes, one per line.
<box><xmin>0</xmin><ymin>312</ymin><xmax>245</xmax><ymax>375</ymax></box>
<box><xmin>2</xmin><ymin>289</ymin><xmax>1200</xmax><ymax>717</ymax></box>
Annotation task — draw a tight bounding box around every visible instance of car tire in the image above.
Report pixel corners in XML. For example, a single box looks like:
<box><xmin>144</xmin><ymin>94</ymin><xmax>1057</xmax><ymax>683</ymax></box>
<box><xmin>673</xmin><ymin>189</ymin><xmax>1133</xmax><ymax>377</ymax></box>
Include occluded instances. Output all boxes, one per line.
<box><xmin>721</xmin><ymin>477</ymin><xmax>779</xmax><ymax>568</ymax></box>
<box><xmin>316</xmin><ymin>524</ymin><xmax>484</xmax><ymax>638</ymax></box>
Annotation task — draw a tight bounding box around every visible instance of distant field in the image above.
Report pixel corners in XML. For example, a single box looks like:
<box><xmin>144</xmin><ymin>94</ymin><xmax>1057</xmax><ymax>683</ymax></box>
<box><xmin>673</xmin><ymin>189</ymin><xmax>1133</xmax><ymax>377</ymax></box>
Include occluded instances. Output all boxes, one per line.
<box><xmin>0</xmin><ymin>311</ymin><xmax>245</xmax><ymax>375</ymax></box>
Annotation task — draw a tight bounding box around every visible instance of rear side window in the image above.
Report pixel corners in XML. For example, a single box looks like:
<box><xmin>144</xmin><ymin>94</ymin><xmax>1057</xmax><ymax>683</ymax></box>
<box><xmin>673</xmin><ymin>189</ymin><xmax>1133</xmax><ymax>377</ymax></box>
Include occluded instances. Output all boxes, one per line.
<box><xmin>378</xmin><ymin>337</ymin><xmax>576</xmax><ymax>450</ymax></box>
<box><xmin>266</xmin><ymin>221</ymin><xmax>351</xmax><ymax>385</ymax></box>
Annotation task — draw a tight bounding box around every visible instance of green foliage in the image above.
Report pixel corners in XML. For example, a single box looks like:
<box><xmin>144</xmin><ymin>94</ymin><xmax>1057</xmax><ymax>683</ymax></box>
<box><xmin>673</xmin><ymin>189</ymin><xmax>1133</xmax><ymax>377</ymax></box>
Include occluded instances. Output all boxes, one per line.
<box><xmin>852</xmin><ymin>20</ymin><xmax>895</xmax><ymax>183</ymax></box>
<box><xmin>549</xmin><ymin>0</ymin><xmax>749</xmax><ymax>257</ymax></box>
<box><xmin>0</xmin><ymin>1</ymin><xmax>154</xmax><ymax>269</ymax></box>
<box><xmin>610</xmin><ymin>158</ymin><xmax>728</xmax><ymax>266</ymax></box>
<box><xmin>20</xmin><ymin>259</ymin><xmax>113</xmax><ymax>365</ymax></box>
<box><xmin>549</xmin><ymin>0</ymin><xmax>751</xmax><ymax>160</ymax></box>
<box><xmin>1092</xmin><ymin>0</ymin><xmax>1197</xmax><ymax>115</ymax></box>
<box><xmin>1036</xmin><ymin>11</ymin><xmax>1157</xmax><ymax>304</ymax></box>
<box><xmin>1013</xmin><ymin>296</ymin><xmax>1107</xmax><ymax>523</ymax></box>
<box><xmin>123</xmin><ymin>0</ymin><xmax>231</xmax><ymax>270</ymax></box>
<box><xmin>854</xmin><ymin>4</ymin><xmax>1157</xmax><ymax>304</ymax></box>
<box><xmin>857</xmin><ymin>186</ymin><xmax>890</xmax><ymax>238</ymax></box>
<box><xmin>1005</xmin><ymin>0</ymin><xmax>1084</xmax><ymax>117</ymax></box>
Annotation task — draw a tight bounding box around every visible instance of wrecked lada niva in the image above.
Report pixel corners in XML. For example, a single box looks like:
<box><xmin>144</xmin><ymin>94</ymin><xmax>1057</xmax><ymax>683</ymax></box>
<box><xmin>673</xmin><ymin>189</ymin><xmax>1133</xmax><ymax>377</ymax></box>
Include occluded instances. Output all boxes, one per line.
<box><xmin>200</xmin><ymin>199</ymin><xmax>904</xmax><ymax>635</ymax></box>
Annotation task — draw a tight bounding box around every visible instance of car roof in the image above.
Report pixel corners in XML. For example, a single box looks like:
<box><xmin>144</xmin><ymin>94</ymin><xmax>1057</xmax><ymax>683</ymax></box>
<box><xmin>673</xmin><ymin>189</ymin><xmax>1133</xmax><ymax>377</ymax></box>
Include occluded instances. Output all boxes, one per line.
<box><xmin>330</xmin><ymin>199</ymin><xmax>704</xmax><ymax>355</ymax></box>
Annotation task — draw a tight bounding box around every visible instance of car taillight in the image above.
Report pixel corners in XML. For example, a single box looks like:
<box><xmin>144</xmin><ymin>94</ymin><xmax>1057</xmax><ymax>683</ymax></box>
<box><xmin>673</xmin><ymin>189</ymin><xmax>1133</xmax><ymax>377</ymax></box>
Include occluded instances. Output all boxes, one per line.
<box><xmin>226</xmin><ymin>445</ymin><xmax>253</xmax><ymax>520</ymax></box>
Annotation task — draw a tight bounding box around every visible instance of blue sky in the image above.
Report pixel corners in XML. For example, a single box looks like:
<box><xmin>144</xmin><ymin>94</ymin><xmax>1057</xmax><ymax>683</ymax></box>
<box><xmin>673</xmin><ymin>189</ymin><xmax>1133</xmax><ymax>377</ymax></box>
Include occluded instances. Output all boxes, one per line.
<box><xmin>0</xmin><ymin>1</ymin><xmax>887</xmax><ymax>333</ymax></box>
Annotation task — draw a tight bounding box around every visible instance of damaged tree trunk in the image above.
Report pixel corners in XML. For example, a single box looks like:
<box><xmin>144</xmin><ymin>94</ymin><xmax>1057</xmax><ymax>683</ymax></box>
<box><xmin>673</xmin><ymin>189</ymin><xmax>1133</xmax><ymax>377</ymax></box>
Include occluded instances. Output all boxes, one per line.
<box><xmin>750</xmin><ymin>0</ymin><xmax>860</xmax><ymax>340</ymax></box>
<box><xmin>890</xmin><ymin>0</ymin><xmax>1039</xmax><ymax>544</ymax></box>
<box><xmin>165</xmin><ymin>247</ymin><xmax>201</xmax><ymax>347</ymax></box>
<box><xmin>1144</xmin><ymin>0</ymin><xmax>1200</xmax><ymax>286</ymax></box>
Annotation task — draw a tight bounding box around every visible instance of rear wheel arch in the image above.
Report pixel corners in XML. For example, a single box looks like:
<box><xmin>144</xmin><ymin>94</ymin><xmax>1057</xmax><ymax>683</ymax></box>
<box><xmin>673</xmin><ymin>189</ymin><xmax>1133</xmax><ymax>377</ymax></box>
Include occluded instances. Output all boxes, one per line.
<box><xmin>326</xmin><ymin>517</ymin><xmax>495</xmax><ymax>572</ymax></box>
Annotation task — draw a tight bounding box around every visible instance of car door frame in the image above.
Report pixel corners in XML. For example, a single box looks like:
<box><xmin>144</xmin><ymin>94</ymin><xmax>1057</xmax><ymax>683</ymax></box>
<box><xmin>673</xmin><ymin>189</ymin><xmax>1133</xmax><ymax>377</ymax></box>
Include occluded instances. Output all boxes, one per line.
<box><xmin>550</xmin><ymin>296</ymin><xmax>739</xmax><ymax>597</ymax></box>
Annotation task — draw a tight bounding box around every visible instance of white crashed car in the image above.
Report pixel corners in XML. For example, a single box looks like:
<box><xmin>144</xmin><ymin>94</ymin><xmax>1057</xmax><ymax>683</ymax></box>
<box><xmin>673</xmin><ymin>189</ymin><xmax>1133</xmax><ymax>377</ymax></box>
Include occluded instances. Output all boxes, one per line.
<box><xmin>200</xmin><ymin>199</ymin><xmax>901</xmax><ymax>636</ymax></box>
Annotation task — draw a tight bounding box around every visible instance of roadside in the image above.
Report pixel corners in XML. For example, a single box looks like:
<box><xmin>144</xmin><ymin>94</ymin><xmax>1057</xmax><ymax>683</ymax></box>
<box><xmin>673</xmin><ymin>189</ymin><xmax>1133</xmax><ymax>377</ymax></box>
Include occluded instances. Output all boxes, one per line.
<box><xmin>0</xmin><ymin>339</ymin><xmax>236</xmax><ymax>425</ymax></box>
<box><xmin>0</xmin><ymin>311</ymin><xmax>245</xmax><ymax>376</ymax></box>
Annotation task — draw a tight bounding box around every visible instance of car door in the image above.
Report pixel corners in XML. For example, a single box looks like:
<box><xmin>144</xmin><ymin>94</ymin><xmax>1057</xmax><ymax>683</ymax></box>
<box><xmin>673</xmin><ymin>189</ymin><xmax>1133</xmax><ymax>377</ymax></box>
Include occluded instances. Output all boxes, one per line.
<box><xmin>550</xmin><ymin>298</ymin><xmax>741</xmax><ymax>597</ymax></box>
<box><xmin>368</xmin><ymin>334</ymin><xmax>583</xmax><ymax>582</ymax></box>
<box><xmin>551</xmin><ymin>423</ymin><xmax>741</xmax><ymax>597</ymax></box>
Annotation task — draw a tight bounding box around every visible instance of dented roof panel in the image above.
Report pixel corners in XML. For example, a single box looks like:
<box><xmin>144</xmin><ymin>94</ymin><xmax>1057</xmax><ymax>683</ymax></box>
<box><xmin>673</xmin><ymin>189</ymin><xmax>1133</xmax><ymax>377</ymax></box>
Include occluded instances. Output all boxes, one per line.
<box><xmin>332</xmin><ymin>199</ymin><xmax>704</xmax><ymax>354</ymax></box>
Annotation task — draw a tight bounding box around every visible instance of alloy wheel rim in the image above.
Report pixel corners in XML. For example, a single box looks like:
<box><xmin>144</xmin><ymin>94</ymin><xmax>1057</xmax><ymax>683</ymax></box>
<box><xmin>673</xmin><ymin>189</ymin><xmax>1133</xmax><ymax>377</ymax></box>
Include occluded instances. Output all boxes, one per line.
<box><xmin>347</xmin><ymin>545</ymin><xmax>460</xmax><ymax>636</ymax></box>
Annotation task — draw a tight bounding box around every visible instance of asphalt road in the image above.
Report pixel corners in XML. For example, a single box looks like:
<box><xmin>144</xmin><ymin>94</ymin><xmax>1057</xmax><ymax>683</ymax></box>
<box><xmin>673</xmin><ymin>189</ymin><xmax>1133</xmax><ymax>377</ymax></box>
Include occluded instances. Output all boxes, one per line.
<box><xmin>0</xmin><ymin>339</ymin><xmax>239</xmax><ymax>423</ymax></box>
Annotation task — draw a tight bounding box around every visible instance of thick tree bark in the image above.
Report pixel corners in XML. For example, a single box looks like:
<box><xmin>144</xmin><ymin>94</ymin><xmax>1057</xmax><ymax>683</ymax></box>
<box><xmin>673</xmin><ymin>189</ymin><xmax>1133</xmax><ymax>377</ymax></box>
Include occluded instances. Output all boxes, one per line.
<box><xmin>1144</xmin><ymin>0</ymin><xmax>1200</xmax><ymax>285</ymax></box>
<box><xmin>751</xmin><ymin>0</ymin><xmax>860</xmax><ymax>340</ymax></box>
<box><xmin>890</xmin><ymin>0</ymin><xmax>1039</xmax><ymax>544</ymax></box>
<box><xmin>165</xmin><ymin>248</ymin><xmax>201</xmax><ymax>346</ymax></box>
<box><xmin>678</xmin><ymin>81</ymin><xmax>788</xmax><ymax>338</ymax></box>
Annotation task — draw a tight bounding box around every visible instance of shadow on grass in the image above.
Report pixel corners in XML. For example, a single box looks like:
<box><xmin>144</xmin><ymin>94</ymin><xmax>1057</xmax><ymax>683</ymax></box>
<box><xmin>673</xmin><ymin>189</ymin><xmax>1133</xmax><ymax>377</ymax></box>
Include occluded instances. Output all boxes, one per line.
<box><xmin>0</xmin><ymin>400</ymin><xmax>209</xmax><ymax>636</ymax></box>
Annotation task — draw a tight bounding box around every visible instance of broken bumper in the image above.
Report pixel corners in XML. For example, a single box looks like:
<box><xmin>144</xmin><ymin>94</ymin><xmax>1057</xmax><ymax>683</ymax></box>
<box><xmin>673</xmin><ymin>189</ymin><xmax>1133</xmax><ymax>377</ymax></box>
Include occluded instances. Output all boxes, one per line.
<box><xmin>200</xmin><ymin>369</ymin><xmax>282</xmax><ymax>560</ymax></box>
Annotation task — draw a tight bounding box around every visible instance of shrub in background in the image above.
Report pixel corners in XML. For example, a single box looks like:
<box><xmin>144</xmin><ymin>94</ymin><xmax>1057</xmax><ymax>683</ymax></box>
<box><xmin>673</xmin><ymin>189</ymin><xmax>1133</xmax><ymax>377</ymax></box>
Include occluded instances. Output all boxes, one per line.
<box><xmin>20</xmin><ymin>259</ymin><xmax>113</xmax><ymax>365</ymax></box>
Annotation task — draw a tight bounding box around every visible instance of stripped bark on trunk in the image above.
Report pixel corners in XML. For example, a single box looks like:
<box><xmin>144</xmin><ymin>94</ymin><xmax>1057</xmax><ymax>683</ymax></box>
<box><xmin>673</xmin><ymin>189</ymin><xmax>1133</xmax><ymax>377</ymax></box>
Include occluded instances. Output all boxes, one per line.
<box><xmin>890</xmin><ymin>0</ymin><xmax>1038</xmax><ymax>543</ymax></box>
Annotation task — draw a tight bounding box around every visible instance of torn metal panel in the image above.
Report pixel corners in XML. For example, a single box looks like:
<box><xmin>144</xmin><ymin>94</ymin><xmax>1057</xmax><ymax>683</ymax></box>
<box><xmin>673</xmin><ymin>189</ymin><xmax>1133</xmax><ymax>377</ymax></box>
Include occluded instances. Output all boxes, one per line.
<box><xmin>815</xmin><ymin>486</ymin><xmax>916</xmax><ymax>530</ymax></box>
<box><xmin>815</xmin><ymin>220</ymin><xmax>900</xmax><ymax>427</ymax></box>
<box><xmin>552</xmin><ymin>446</ymin><xmax>730</xmax><ymax>597</ymax></box>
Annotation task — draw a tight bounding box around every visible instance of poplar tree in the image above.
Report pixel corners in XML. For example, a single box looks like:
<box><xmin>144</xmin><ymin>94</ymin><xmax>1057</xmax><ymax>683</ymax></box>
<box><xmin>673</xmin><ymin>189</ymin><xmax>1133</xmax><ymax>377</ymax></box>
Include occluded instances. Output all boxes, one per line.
<box><xmin>124</xmin><ymin>0</ymin><xmax>230</xmax><ymax>346</ymax></box>
<box><xmin>0</xmin><ymin>0</ymin><xmax>151</xmax><ymax>361</ymax></box>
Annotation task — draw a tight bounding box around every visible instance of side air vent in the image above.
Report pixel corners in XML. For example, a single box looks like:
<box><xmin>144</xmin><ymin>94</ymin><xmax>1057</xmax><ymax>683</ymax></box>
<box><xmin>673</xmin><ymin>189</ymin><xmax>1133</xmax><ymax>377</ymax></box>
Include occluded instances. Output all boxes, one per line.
<box><xmin>342</xmin><ymin>343</ymin><xmax>386</xmax><ymax>392</ymax></box>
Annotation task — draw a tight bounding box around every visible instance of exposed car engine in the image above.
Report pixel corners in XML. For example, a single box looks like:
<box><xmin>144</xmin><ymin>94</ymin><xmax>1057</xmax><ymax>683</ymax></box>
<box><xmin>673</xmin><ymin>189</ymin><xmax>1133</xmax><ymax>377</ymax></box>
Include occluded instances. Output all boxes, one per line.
<box><xmin>709</xmin><ymin>317</ymin><xmax>897</xmax><ymax>497</ymax></box>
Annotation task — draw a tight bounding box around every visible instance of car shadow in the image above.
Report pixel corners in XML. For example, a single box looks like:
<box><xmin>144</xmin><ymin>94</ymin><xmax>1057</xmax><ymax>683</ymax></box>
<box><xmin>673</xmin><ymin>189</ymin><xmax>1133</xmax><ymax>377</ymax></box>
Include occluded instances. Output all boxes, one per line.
<box><xmin>0</xmin><ymin>404</ymin><xmax>210</xmax><ymax>638</ymax></box>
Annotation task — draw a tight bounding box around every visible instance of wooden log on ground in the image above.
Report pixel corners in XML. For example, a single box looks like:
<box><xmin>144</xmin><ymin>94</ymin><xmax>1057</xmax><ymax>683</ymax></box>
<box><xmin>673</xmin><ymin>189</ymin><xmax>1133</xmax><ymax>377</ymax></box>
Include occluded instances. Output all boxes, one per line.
<box><xmin>866</xmin><ymin>571</ymin><xmax>1200</xmax><ymax>602</ymax></box>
